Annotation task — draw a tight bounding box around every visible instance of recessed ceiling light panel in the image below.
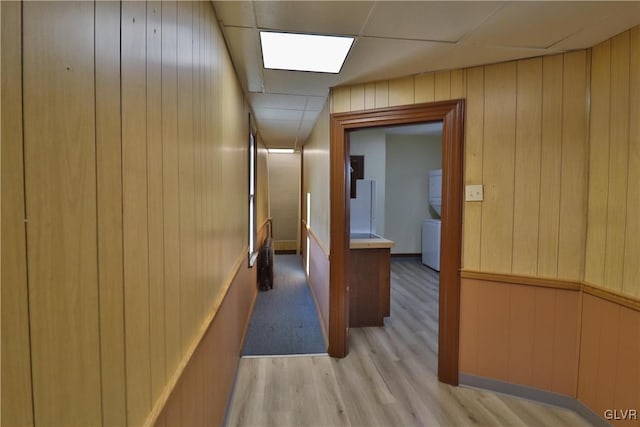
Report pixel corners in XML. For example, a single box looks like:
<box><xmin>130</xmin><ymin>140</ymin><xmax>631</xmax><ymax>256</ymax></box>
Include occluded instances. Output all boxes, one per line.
<box><xmin>260</xmin><ymin>31</ymin><xmax>354</xmax><ymax>74</ymax></box>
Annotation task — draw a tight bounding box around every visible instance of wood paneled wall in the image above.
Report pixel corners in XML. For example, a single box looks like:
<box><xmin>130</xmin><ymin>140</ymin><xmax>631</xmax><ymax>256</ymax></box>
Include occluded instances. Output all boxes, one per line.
<box><xmin>459</xmin><ymin>279</ymin><xmax>581</xmax><ymax>396</ymax></box>
<box><xmin>1</xmin><ymin>2</ymin><xmax>266</xmax><ymax>426</ymax></box>
<box><xmin>586</xmin><ymin>27</ymin><xmax>640</xmax><ymax>299</ymax></box>
<box><xmin>578</xmin><ymin>294</ymin><xmax>640</xmax><ymax>427</ymax></box>
<box><xmin>332</xmin><ymin>52</ymin><xmax>590</xmax><ymax>282</ymax></box>
<box><xmin>268</xmin><ymin>152</ymin><xmax>301</xmax><ymax>250</ymax></box>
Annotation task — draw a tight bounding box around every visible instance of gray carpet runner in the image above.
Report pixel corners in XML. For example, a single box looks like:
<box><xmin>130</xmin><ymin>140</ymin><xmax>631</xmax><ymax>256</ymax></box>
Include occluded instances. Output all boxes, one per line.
<box><xmin>241</xmin><ymin>254</ymin><xmax>326</xmax><ymax>356</ymax></box>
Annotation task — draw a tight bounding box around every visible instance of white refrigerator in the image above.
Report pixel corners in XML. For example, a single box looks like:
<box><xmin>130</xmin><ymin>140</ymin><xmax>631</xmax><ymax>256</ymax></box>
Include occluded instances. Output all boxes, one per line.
<box><xmin>350</xmin><ymin>179</ymin><xmax>376</xmax><ymax>235</ymax></box>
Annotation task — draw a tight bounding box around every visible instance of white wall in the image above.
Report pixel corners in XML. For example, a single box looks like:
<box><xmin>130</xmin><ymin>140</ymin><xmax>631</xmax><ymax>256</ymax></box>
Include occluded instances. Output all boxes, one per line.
<box><xmin>385</xmin><ymin>134</ymin><xmax>442</xmax><ymax>254</ymax></box>
<box><xmin>349</xmin><ymin>128</ymin><xmax>386</xmax><ymax>236</ymax></box>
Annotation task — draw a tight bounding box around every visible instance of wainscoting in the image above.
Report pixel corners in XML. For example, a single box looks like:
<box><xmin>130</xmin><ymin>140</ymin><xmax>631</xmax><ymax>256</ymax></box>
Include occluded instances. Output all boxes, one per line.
<box><xmin>459</xmin><ymin>271</ymin><xmax>640</xmax><ymax>427</ymax></box>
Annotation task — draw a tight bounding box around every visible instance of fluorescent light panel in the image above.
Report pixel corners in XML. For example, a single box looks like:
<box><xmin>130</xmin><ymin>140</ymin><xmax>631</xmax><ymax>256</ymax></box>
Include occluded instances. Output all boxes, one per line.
<box><xmin>260</xmin><ymin>31</ymin><xmax>354</xmax><ymax>73</ymax></box>
<box><xmin>268</xmin><ymin>148</ymin><xmax>295</xmax><ymax>154</ymax></box>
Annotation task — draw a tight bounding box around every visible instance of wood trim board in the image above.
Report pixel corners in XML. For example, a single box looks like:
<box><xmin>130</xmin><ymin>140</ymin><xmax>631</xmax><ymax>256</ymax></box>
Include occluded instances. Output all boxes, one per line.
<box><xmin>329</xmin><ymin>100</ymin><xmax>465</xmax><ymax>386</ymax></box>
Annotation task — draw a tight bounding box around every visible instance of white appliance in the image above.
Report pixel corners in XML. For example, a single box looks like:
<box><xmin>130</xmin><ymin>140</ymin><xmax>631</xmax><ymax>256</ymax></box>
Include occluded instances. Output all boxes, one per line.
<box><xmin>422</xmin><ymin>219</ymin><xmax>441</xmax><ymax>271</ymax></box>
<box><xmin>422</xmin><ymin>169</ymin><xmax>442</xmax><ymax>270</ymax></box>
<box><xmin>350</xmin><ymin>179</ymin><xmax>377</xmax><ymax>234</ymax></box>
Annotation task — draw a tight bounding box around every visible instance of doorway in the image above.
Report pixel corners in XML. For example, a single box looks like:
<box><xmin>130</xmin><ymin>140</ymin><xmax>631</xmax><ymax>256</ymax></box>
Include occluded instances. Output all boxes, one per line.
<box><xmin>328</xmin><ymin>100</ymin><xmax>465</xmax><ymax>386</ymax></box>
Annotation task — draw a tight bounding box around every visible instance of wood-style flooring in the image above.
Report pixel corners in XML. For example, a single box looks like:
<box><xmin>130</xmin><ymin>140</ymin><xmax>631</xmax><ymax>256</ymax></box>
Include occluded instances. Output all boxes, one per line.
<box><xmin>225</xmin><ymin>258</ymin><xmax>592</xmax><ymax>427</ymax></box>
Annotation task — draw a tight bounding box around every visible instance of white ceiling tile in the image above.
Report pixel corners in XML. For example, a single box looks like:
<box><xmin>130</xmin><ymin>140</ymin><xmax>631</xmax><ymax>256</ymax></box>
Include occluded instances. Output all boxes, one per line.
<box><xmin>255</xmin><ymin>108</ymin><xmax>304</xmax><ymax>121</ymax></box>
<box><xmin>255</xmin><ymin>1</ymin><xmax>374</xmax><ymax>35</ymax></box>
<box><xmin>464</xmin><ymin>2</ymin><xmax>632</xmax><ymax>49</ymax></box>
<box><xmin>363</xmin><ymin>1</ymin><xmax>503</xmax><ymax>42</ymax></box>
<box><xmin>212</xmin><ymin>1</ymin><xmax>255</xmax><ymax>28</ymax></box>
<box><xmin>428</xmin><ymin>42</ymin><xmax>551</xmax><ymax>72</ymax></box>
<box><xmin>304</xmin><ymin>96</ymin><xmax>328</xmax><ymax>111</ymax></box>
<box><xmin>250</xmin><ymin>93</ymin><xmax>307</xmax><ymax>110</ymax></box>
<box><xmin>340</xmin><ymin>37</ymin><xmax>451</xmax><ymax>84</ymax></box>
<box><xmin>302</xmin><ymin>110</ymin><xmax>321</xmax><ymax>122</ymax></box>
<box><xmin>263</xmin><ymin>69</ymin><xmax>340</xmax><ymax>96</ymax></box>
<box><xmin>222</xmin><ymin>26</ymin><xmax>264</xmax><ymax>93</ymax></box>
<box><xmin>549</xmin><ymin>3</ymin><xmax>640</xmax><ymax>50</ymax></box>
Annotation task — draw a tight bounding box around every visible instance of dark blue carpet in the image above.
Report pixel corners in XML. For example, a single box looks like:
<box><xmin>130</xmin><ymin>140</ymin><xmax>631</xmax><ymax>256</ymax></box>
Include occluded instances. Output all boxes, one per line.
<box><xmin>241</xmin><ymin>254</ymin><xmax>326</xmax><ymax>356</ymax></box>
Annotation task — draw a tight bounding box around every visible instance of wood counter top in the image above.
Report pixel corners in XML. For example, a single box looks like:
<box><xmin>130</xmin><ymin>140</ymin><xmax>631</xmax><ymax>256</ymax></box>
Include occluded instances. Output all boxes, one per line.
<box><xmin>349</xmin><ymin>234</ymin><xmax>395</xmax><ymax>249</ymax></box>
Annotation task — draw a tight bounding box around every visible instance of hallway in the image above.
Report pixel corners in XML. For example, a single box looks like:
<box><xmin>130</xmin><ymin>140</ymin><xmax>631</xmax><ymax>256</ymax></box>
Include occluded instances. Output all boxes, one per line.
<box><xmin>225</xmin><ymin>260</ymin><xmax>591</xmax><ymax>427</ymax></box>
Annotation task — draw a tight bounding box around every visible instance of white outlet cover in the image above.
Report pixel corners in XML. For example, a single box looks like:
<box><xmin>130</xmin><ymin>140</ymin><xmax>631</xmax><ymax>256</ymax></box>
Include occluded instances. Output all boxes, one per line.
<box><xmin>466</xmin><ymin>184</ymin><xmax>483</xmax><ymax>201</ymax></box>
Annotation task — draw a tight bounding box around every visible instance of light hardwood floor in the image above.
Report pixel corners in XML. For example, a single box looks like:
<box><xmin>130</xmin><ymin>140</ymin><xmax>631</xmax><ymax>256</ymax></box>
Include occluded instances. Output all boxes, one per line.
<box><xmin>225</xmin><ymin>259</ymin><xmax>592</xmax><ymax>427</ymax></box>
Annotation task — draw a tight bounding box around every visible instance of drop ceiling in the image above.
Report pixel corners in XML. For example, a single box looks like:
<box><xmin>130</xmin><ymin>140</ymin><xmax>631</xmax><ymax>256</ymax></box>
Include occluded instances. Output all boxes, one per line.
<box><xmin>212</xmin><ymin>1</ymin><xmax>640</xmax><ymax>149</ymax></box>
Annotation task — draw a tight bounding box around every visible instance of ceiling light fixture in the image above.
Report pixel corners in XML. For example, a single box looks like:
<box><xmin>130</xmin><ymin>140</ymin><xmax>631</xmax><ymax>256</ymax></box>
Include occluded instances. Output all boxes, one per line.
<box><xmin>268</xmin><ymin>148</ymin><xmax>295</xmax><ymax>154</ymax></box>
<box><xmin>260</xmin><ymin>31</ymin><xmax>354</xmax><ymax>74</ymax></box>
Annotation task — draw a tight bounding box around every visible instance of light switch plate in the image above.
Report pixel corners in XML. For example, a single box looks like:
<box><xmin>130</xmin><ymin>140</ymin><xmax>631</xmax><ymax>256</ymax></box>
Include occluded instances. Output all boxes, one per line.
<box><xmin>466</xmin><ymin>184</ymin><xmax>483</xmax><ymax>201</ymax></box>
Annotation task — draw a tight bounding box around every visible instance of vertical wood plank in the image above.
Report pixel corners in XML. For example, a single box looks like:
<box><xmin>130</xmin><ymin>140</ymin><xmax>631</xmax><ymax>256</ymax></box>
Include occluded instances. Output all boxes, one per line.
<box><xmin>161</xmin><ymin>0</ymin><xmax>182</xmax><ymax>380</ymax></box>
<box><xmin>594</xmin><ymin>298</ymin><xmax>620</xmax><ymax>415</ymax></box>
<box><xmin>507</xmin><ymin>286</ymin><xmax>535</xmax><ymax>386</ymax></box>
<box><xmin>95</xmin><ymin>2</ymin><xmax>127</xmax><ymax>425</ymax></box>
<box><xmin>557</xmin><ymin>50</ymin><xmax>589</xmax><ymax>280</ymax></box>
<box><xmin>374</xmin><ymin>81</ymin><xmax>389</xmax><ymax>108</ymax></box>
<box><xmin>603</xmin><ymin>33</ymin><xmax>630</xmax><ymax>291</ymax></box>
<box><xmin>414</xmin><ymin>72</ymin><xmax>435</xmax><ymax>103</ymax></box>
<box><xmin>537</xmin><ymin>54</ymin><xmax>563</xmax><ymax>278</ymax></box>
<box><xmin>531</xmin><ymin>289</ymin><xmax>555</xmax><ymax>391</ymax></box>
<box><xmin>147</xmin><ymin>0</ymin><xmax>167</xmax><ymax>406</ymax></box>
<box><xmin>350</xmin><ymin>84</ymin><xmax>365</xmax><ymax>111</ymax></box>
<box><xmin>577</xmin><ymin>294</ymin><xmax>600</xmax><ymax>409</ymax></box>
<box><xmin>613</xmin><ymin>306</ymin><xmax>640</xmax><ymax>420</ymax></box>
<box><xmin>1</xmin><ymin>2</ymin><xmax>34</xmax><ymax>425</ymax></box>
<box><xmin>462</xmin><ymin>67</ymin><xmax>484</xmax><ymax>270</ymax></box>
<box><xmin>178</xmin><ymin>0</ymin><xmax>197</xmax><ymax>350</ymax></box>
<box><xmin>364</xmin><ymin>83</ymin><xmax>376</xmax><ymax>110</ymax></box>
<box><xmin>332</xmin><ymin>86</ymin><xmax>351</xmax><ymax>113</ymax></box>
<box><xmin>623</xmin><ymin>27</ymin><xmax>640</xmax><ymax>297</ymax></box>
<box><xmin>434</xmin><ymin>70</ymin><xmax>451</xmax><ymax>101</ymax></box>
<box><xmin>458</xmin><ymin>280</ymin><xmax>479</xmax><ymax>374</ymax></box>
<box><xmin>512</xmin><ymin>58</ymin><xmax>543</xmax><ymax>276</ymax></box>
<box><xmin>388</xmin><ymin>76</ymin><xmax>414</xmax><ymax>106</ymax></box>
<box><xmin>551</xmin><ymin>290</ymin><xmax>580</xmax><ymax>396</ymax></box>
<box><xmin>476</xmin><ymin>282</ymin><xmax>509</xmax><ymax>381</ymax></box>
<box><xmin>122</xmin><ymin>2</ymin><xmax>152</xmax><ymax>423</ymax></box>
<box><xmin>193</xmin><ymin>0</ymin><xmax>204</xmax><ymax>330</ymax></box>
<box><xmin>450</xmin><ymin>69</ymin><xmax>465</xmax><ymax>99</ymax></box>
<box><xmin>585</xmin><ymin>40</ymin><xmax>611</xmax><ymax>285</ymax></box>
<box><xmin>480</xmin><ymin>62</ymin><xmax>517</xmax><ymax>273</ymax></box>
<box><xmin>23</xmin><ymin>2</ymin><xmax>102</xmax><ymax>424</ymax></box>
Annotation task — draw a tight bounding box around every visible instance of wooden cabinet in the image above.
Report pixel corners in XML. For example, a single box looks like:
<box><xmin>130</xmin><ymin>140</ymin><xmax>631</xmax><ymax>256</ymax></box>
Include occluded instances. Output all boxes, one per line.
<box><xmin>348</xmin><ymin>237</ymin><xmax>393</xmax><ymax>327</ymax></box>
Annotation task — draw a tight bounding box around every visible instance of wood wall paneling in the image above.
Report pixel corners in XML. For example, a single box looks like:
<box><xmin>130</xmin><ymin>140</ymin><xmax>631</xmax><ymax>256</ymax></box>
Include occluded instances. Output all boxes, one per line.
<box><xmin>388</xmin><ymin>76</ymin><xmax>414</xmax><ymax>107</ymax></box>
<box><xmin>414</xmin><ymin>72</ymin><xmax>435</xmax><ymax>104</ymax></box>
<box><xmin>479</xmin><ymin>62</ymin><xmax>517</xmax><ymax>273</ymax></box>
<box><xmin>512</xmin><ymin>58</ymin><xmax>542</xmax><ymax>276</ymax></box>
<box><xmin>506</xmin><ymin>285</ymin><xmax>535</xmax><ymax>386</ymax></box>
<box><xmin>122</xmin><ymin>2</ymin><xmax>153</xmax><ymax>423</ymax></box>
<box><xmin>161</xmin><ymin>0</ymin><xmax>183</xmax><ymax>381</ymax></box>
<box><xmin>434</xmin><ymin>70</ymin><xmax>451</xmax><ymax>101</ymax></box>
<box><xmin>374</xmin><ymin>81</ymin><xmax>390</xmax><ymax>109</ymax></box>
<box><xmin>604</xmin><ymin>32</ymin><xmax>630</xmax><ymax>291</ymax></box>
<box><xmin>350</xmin><ymin>84</ymin><xmax>365</xmax><ymax>111</ymax></box>
<box><xmin>623</xmin><ymin>27</ymin><xmax>640</xmax><ymax>298</ymax></box>
<box><xmin>95</xmin><ymin>2</ymin><xmax>127</xmax><ymax>425</ymax></box>
<box><xmin>557</xmin><ymin>50</ymin><xmax>589</xmax><ymax>280</ymax></box>
<box><xmin>585</xmin><ymin>40</ymin><xmax>611</xmax><ymax>285</ymax></box>
<box><xmin>23</xmin><ymin>2</ymin><xmax>102</xmax><ymax>424</ymax></box>
<box><xmin>462</xmin><ymin>67</ymin><xmax>484</xmax><ymax>270</ymax></box>
<box><xmin>1</xmin><ymin>2</ymin><xmax>34</xmax><ymax>425</ymax></box>
<box><xmin>537</xmin><ymin>54</ymin><xmax>564</xmax><ymax>278</ymax></box>
<box><xmin>177</xmin><ymin>0</ymin><xmax>197</xmax><ymax>353</ymax></box>
<box><xmin>146</xmin><ymin>0</ymin><xmax>167</xmax><ymax>406</ymax></box>
<box><xmin>450</xmin><ymin>69</ymin><xmax>466</xmax><ymax>99</ymax></box>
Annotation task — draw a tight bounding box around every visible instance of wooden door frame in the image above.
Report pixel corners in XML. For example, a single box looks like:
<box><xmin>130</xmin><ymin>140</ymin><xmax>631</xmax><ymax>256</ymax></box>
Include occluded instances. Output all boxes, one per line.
<box><xmin>328</xmin><ymin>100</ymin><xmax>465</xmax><ymax>386</ymax></box>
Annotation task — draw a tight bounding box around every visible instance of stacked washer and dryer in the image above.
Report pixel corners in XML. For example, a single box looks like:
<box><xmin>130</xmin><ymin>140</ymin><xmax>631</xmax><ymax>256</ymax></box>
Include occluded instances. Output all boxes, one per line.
<box><xmin>422</xmin><ymin>169</ymin><xmax>441</xmax><ymax>271</ymax></box>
